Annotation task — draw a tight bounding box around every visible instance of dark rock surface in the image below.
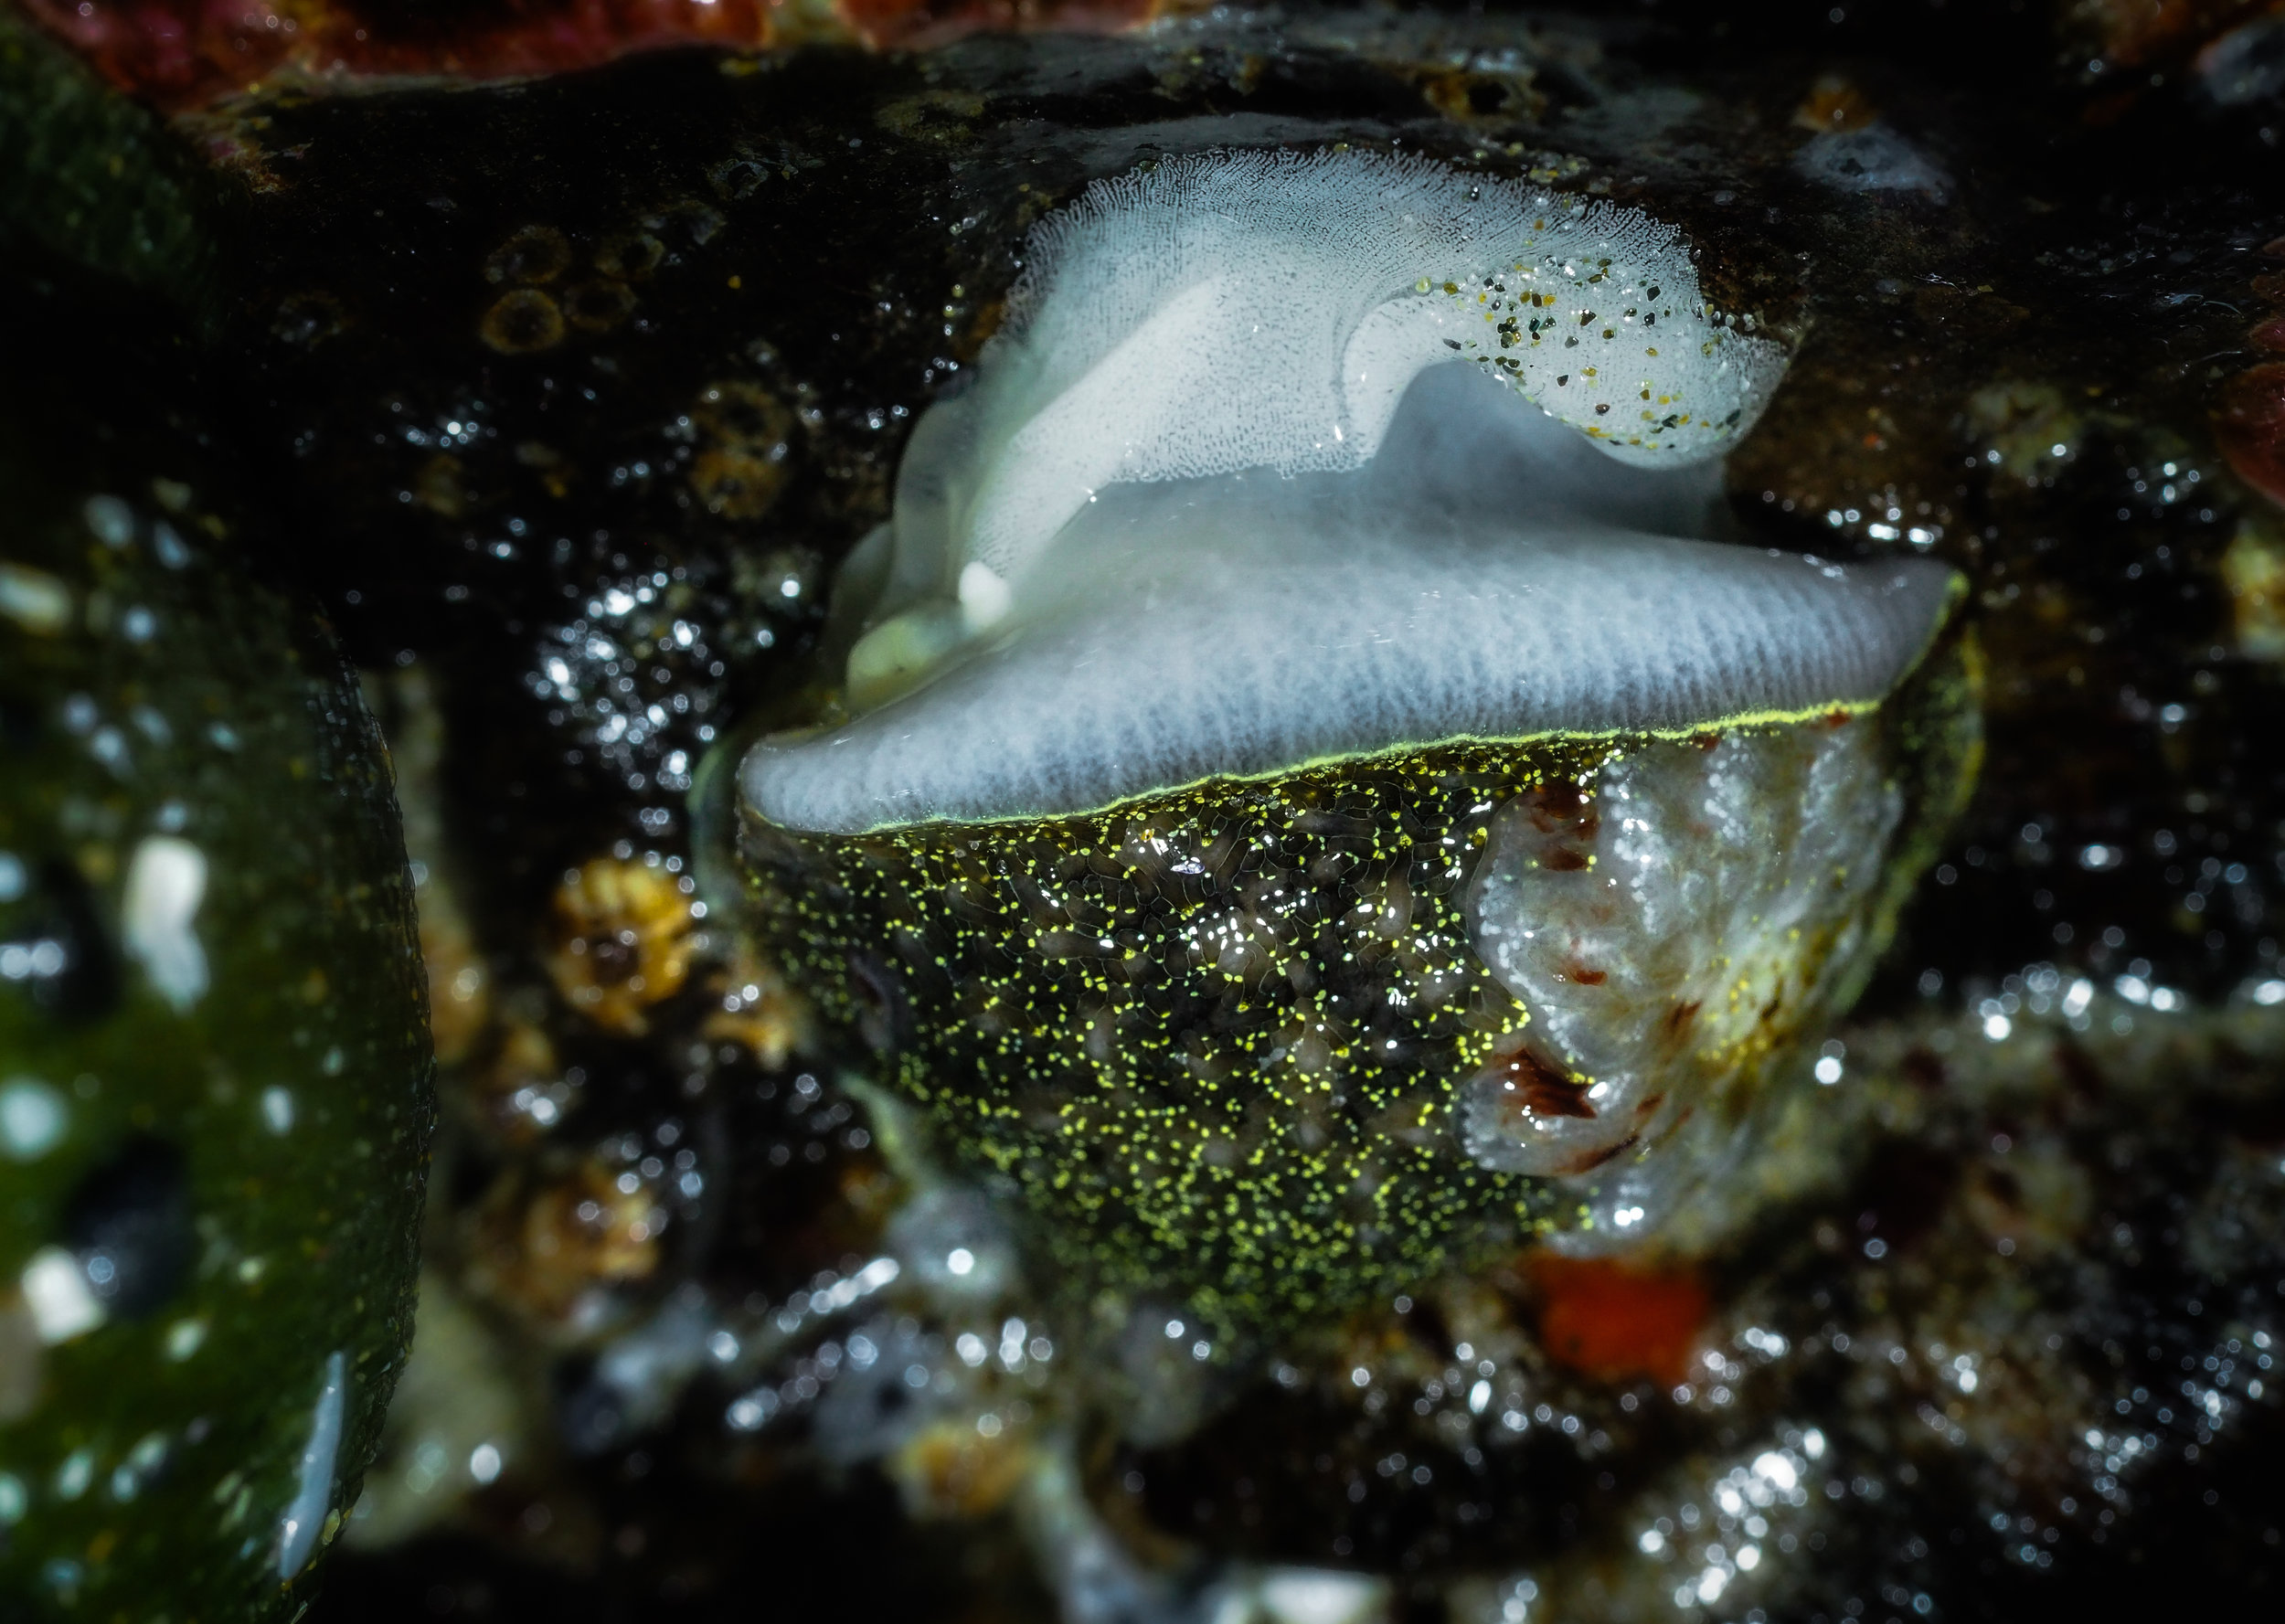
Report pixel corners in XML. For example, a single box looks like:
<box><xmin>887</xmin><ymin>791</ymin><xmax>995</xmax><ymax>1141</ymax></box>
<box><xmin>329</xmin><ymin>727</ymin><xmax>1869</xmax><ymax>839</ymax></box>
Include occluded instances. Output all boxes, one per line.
<box><xmin>7</xmin><ymin>2</ymin><xmax>2285</xmax><ymax>1619</ymax></box>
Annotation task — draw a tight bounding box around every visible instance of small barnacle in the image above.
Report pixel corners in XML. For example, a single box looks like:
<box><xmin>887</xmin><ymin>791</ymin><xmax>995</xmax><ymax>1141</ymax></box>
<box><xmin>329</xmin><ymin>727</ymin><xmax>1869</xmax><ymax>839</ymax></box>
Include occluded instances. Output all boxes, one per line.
<box><xmin>688</xmin><ymin>379</ymin><xmax>798</xmax><ymax>521</ymax></box>
<box><xmin>479</xmin><ymin>287</ymin><xmax>565</xmax><ymax>355</ymax></box>
<box><xmin>887</xmin><ymin>1415</ymin><xmax>1039</xmax><ymax>1520</ymax></box>
<box><xmin>484</xmin><ymin>224</ymin><xmax>571</xmax><ymax>285</ymax></box>
<box><xmin>411</xmin><ymin>451</ymin><xmax>468</xmax><ymax>519</ymax></box>
<box><xmin>459</xmin><ymin>1158</ymin><xmax>664</xmax><ymax>1325</ymax></box>
<box><xmin>560</xmin><ymin>277</ymin><xmax>635</xmax><ymax>334</ymax></box>
<box><xmin>719</xmin><ymin>149</ymin><xmax>1974</xmax><ymax>1332</ymax></box>
<box><xmin>701</xmin><ymin>942</ymin><xmax>814</xmax><ymax>1068</ymax></box>
<box><xmin>592</xmin><ymin>230</ymin><xmax>664</xmax><ymax>281</ymax></box>
<box><xmin>547</xmin><ymin>857</ymin><xmax>698</xmax><ymax>1035</ymax></box>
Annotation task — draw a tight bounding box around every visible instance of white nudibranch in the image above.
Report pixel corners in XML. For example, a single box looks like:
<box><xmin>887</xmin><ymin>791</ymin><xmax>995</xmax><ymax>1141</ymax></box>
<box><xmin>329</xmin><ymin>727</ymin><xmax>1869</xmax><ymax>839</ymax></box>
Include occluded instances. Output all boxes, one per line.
<box><xmin>744</xmin><ymin>148</ymin><xmax>1956</xmax><ymax>836</ymax></box>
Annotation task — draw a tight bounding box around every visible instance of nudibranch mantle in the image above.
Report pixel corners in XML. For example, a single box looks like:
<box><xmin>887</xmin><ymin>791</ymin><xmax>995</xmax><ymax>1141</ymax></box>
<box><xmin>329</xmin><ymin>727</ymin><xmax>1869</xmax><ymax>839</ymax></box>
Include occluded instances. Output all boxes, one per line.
<box><xmin>742</xmin><ymin>150</ymin><xmax>1957</xmax><ymax>835</ymax></box>
<box><xmin>746</xmin><ymin>363</ymin><xmax>1956</xmax><ymax>834</ymax></box>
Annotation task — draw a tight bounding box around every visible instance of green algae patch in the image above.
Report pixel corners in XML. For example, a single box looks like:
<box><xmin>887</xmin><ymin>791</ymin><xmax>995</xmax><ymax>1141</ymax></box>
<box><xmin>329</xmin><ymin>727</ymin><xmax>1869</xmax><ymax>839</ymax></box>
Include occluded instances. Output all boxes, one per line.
<box><xmin>726</xmin><ymin>626</ymin><xmax>1975</xmax><ymax>1347</ymax></box>
<box><xmin>0</xmin><ymin>7</ymin><xmax>224</xmax><ymax>317</ymax></box>
<box><xmin>736</xmin><ymin>741</ymin><xmax>1580</xmax><ymax>1341</ymax></box>
<box><xmin>0</xmin><ymin>299</ymin><xmax>432</xmax><ymax>1619</ymax></box>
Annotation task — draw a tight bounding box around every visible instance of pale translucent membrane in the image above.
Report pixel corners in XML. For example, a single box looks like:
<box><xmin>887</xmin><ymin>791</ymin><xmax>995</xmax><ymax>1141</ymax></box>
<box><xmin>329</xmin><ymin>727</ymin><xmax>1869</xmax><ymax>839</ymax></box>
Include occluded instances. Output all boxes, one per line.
<box><xmin>856</xmin><ymin>147</ymin><xmax>1789</xmax><ymax>685</ymax></box>
<box><xmin>278</xmin><ymin>1349</ymin><xmax>346</xmax><ymax>1577</ymax></box>
<box><xmin>744</xmin><ymin>365</ymin><xmax>1956</xmax><ymax>834</ymax></box>
<box><xmin>1460</xmin><ymin>723</ymin><xmax>1901</xmax><ymax>1221</ymax></box>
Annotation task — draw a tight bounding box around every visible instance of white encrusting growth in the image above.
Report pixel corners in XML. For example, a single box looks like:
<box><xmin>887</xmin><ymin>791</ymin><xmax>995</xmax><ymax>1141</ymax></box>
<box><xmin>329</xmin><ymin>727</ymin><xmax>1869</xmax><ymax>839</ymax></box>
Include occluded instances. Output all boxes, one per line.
<box><xmin>1461</xmin><ymin>722</ymin><xmax>1902</xmax><ymax>1205</ymax></box>
<box><xmin>743</xmin><ymin>148</ymin><xmax>1957</xmax><ymax>833</ymax></box>
<box><xmin>279</xmin><ymin>1349</ymin><xmax>347</xmax><ymax>1577</ymax></box>
<box><xmin>122</xmin><ymin>834</ymin><xmax>208</xmax><ymax>1012</ymax></box>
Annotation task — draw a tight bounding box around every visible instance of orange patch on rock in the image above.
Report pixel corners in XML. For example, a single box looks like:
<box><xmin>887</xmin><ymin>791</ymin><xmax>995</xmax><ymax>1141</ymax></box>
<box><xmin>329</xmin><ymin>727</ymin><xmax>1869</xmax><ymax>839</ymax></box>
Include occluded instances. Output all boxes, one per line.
<box><xmin>1791</xmin><ymin>75</ymin><xmax>1876</xmax><ymax>133</ymax></box>
<box><xmin>1526</xmin><ymin>1252</ymin><xmax>1711</xmax><ymax>1387</ymax></box>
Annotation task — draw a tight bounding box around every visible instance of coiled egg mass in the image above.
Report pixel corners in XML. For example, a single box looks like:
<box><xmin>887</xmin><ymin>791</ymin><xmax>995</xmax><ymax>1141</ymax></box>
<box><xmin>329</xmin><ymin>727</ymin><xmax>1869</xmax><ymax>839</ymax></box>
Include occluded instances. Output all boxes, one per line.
<box><xmin>725</xmin><ymin>148</ymin><xmax>1979</xmax><ymax>1330</ymax></box>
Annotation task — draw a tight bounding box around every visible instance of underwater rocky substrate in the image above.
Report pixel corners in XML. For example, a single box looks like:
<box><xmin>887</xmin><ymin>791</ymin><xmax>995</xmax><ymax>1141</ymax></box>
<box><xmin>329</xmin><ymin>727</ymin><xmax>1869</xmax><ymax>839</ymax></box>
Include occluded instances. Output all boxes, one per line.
<box><xmin>5</xmin><ymin>3</ymin><xmax>2285</xmax><ymax>1621</ymax></box>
